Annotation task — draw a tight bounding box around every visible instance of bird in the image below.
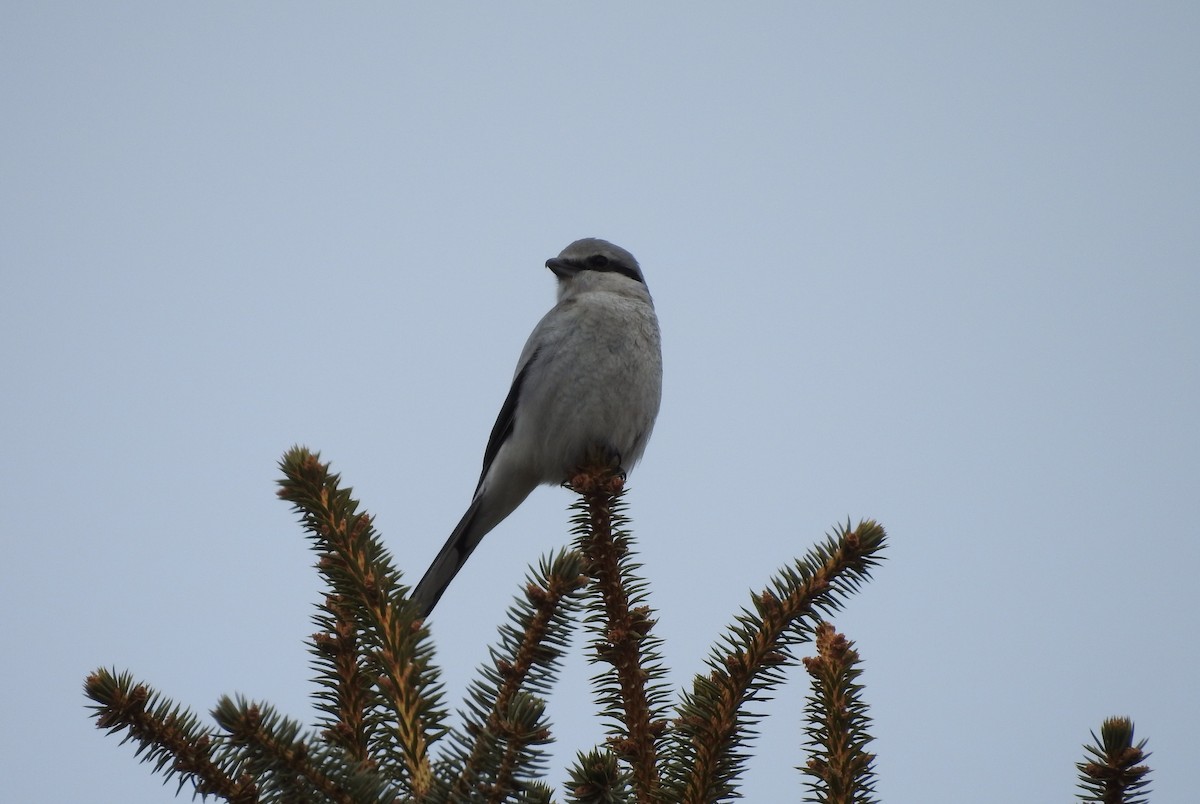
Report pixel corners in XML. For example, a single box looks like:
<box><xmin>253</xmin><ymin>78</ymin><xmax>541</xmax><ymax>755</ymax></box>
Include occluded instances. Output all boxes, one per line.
<box><xmin>410</xmin><ymin>238</ymin><xmax>663</xmax><ymax>618</ymax></box>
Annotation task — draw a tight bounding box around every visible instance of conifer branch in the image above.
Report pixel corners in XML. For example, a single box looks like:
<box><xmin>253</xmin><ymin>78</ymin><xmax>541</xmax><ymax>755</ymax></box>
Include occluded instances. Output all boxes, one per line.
<box><xmin>520</xmin><ymin>781</ymin><xmax>557</xmax><ymax>804</ymax></box>
<box><xmin>1076</xmin><ymin>717</ymin><xmax>1151</xmax><ymax>804</ymax></box>
<box><xmin>446</xmin><ymin>550</ymin><xmax>588</xmax><ymax>802</ymax></box>
<box><xmin>84</xmin><ymin>669</ymin><xmax>258</xmax><ymax>803</ymax></box>
<box><xmin>800</xmin><ymin>623</ymin><xmax>877</xmax><ymax>804</ymax></box>
<box><xmin>276</xmin><ymin>446</ymin><xmax>443</xmax><ymax>797</ymax></box>
<box><xmin>565</xmin><ymin>748</ymin><xmax>631</xmax><ymax>804</ymax></box>
<box><xmin>211</xmin><ymin>696</ymin><xmax>354</xmax><ymax>803</ymax></box>
<box><xmin>311</xmin><ymin>591</ymin><xmax>373</xmax><ymax>765</ymax></box>
<box><xmin>86</xmin><ymin>448</ymin><xmax>1053</xmax><ymax>803</ymax></box>
<box><xmin>664</xmin><ymin>520</ymin><xmax>886</xmax><ymax>803</ymax></box>
<box><xmin>568</xmin><ymin>460</ymin><xmax>669</xmax><ymax>804</ymax></box>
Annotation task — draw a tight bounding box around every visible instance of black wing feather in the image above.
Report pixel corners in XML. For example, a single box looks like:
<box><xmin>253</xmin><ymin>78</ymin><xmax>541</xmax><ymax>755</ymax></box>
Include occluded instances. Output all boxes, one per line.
<box><xmin>476</xmin><ymin>348</ymin><xmax>539</xmax><ymax>491</ymax></box>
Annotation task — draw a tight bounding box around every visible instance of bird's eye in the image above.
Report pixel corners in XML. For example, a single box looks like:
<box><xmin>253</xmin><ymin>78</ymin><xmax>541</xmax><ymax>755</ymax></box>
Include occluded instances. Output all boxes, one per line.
<box><xmin>587</xmin><ymin>254</ymin><xmax>610</xmax><ymax>268</ymax></box>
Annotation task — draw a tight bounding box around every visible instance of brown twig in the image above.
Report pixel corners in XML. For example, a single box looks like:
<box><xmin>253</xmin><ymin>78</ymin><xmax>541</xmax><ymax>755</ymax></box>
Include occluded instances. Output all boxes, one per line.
<box><xmin>85</xmin><ymin>669</ymin><xmax>258</xmax><ymax>803</ymax></box>
<box><xmin>801</xmin><ymin>622</ymin><xmax>877</xmax><ymax>804</ymax></box>
<box><xmin>214</xmin><ymin>699</ymin><xmax>354</xmax><ymax>804</ymax></box>
<box><xmin>278</xmin><ymin>448</ymin><xmax>437</xmax><ymax>797</ymax></box>
<box><xmin>675</xmin><ymin>522</ymin><xmax>885</xmax><ymax>803</ymax></box>
<box><xmin>451</xmin><ymin>555</ymin><xmax>586</xmax><ymax>801</ymax></box>
<box><xmin>571</xmin><ymin>463</ymin><xmax>663</xmax><ymax>804</ymax></box>
<box><xmin>312</xmin><ymin>591</ymin><xmax>373</xmax><ymax>766</ymax></box>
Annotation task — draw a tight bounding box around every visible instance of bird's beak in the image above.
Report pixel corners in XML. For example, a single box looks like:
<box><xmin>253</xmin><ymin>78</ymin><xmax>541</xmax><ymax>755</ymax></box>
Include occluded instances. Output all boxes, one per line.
<box><xmin>546</xmin><ymin>258</ymin><xmax>580</xmax><ymax>279</ymax></box>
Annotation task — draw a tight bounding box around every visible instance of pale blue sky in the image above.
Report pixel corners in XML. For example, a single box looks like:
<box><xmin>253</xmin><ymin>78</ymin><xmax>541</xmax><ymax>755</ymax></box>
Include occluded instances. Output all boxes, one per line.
<box><xmin>3</xmin><ymin>4</ymin><xmax>1197</xmax><ymax>802</ymax></box>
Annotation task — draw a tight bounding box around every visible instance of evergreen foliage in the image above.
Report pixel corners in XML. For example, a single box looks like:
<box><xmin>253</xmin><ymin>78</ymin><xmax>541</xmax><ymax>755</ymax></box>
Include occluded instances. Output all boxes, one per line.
<box><xmin>85</xmin><ymin>447</ymin><xmax>1152</xmax><ymax>802</ymax></box>
<box><xmin>1076</xmin><ymin>717</ymin><xmax>1152</xmax><ymax>804</ymax></box>
<box><xmin>800</xmin><ymin>623</ymin><xmax>876</xmax><ymax>804</ymax></box>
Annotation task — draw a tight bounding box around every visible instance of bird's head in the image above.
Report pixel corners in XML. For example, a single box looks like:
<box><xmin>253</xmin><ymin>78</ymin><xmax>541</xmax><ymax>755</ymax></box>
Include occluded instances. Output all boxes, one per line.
<box><xmin>546</xmin><ymin>238</ymin><xmax>646</xmax><ymax>292</ymax></box>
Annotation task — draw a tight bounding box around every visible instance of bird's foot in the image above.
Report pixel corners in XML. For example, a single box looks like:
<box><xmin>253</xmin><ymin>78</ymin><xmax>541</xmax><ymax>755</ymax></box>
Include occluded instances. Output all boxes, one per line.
<box><xmin>566</xmin><ymin>444</ymin><xmax>626</xmax><ymax>493</ymax></box>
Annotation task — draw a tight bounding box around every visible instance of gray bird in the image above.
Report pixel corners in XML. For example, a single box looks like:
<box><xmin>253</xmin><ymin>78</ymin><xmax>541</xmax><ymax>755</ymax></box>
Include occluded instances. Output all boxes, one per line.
<box><xmin>411</xmin><ymin>238</ymin><xmax>663</xmax><ymax>617</ymax></box>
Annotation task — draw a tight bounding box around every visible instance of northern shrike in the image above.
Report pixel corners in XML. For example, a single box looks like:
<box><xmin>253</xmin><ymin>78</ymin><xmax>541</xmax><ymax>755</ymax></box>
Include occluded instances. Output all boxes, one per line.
<box><xmin>411</xmin><ymin>238</ymin><xmax>662</xmax><ymax>617</ymax></box>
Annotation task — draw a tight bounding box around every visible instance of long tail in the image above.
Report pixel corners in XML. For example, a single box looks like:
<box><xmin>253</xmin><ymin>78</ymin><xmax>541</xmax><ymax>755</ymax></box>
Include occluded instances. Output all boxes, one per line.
<box><xmin>410</xmin><ymin>495</ymin><xmax>485</xmax><ymax>618</ymax></box>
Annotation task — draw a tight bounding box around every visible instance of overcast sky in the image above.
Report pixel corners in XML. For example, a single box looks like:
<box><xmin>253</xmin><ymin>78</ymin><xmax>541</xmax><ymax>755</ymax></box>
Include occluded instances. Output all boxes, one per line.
<box><xmin>3</xmin><ymin>4</ymin><xmax>1197</xmax><ymax>802</ymax></box>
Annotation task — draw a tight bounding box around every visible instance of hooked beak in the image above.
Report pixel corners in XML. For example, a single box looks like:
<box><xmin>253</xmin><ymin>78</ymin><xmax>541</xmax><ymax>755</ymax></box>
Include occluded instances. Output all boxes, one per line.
<box><xmin>546</xmin><ymin>257</ymin><xmax>581</xmax><ymax>279</ymax></box>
